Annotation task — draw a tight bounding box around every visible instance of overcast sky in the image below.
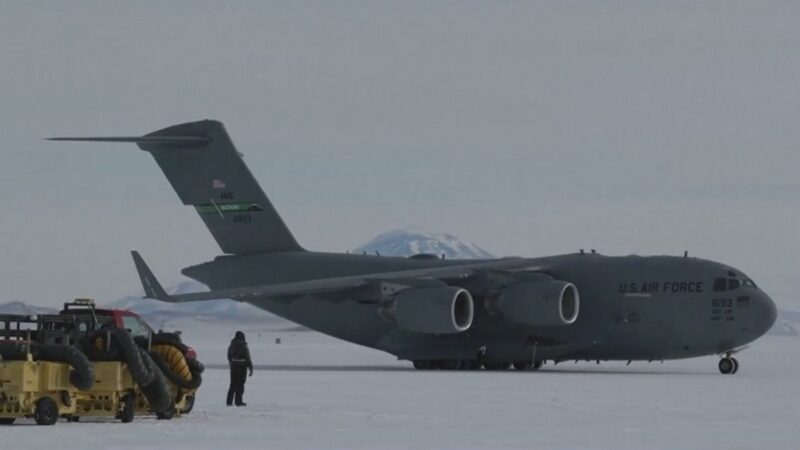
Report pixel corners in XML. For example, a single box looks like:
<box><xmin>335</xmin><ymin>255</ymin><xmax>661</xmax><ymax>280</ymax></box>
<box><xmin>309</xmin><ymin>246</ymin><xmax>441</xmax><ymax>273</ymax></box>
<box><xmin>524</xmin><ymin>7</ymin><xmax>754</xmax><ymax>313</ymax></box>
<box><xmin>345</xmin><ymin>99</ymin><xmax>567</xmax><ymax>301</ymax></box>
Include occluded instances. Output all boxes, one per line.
<box><xmin>1</xmin><ymin>1</ymin><xmax>798</xmax><ymax>308</ymax></box>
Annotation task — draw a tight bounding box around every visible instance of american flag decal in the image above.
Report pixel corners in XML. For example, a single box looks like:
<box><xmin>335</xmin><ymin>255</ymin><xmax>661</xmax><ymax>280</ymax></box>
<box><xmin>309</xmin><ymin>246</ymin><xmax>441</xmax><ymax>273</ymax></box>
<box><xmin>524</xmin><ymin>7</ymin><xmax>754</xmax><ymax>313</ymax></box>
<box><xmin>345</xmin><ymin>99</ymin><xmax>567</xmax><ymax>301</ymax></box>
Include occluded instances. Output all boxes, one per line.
<box><xmin>212</xmin><ymin>179</ymin><xmax>226</xmax><ymax>189</ymax></box>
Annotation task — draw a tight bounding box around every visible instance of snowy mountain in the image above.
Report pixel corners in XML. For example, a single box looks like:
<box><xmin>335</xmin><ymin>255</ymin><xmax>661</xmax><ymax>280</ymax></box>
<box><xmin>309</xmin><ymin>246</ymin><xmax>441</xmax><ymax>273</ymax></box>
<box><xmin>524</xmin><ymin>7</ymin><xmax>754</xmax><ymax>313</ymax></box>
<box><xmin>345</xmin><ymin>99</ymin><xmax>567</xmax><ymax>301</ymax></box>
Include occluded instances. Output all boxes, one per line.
<box><xmin>104</xmin><ymin>284</ymin><xmax>281</xmax><ymax>330</ymax></box>
<box><xmin>771</xmin><ymin>309</ymin><xmax>800</xmax><ymax>336</ymax></box>
<box><xmin>0</xmin><ymin>301</ymin><xmax>57</xmax><ymax>316</ymax></box>
<box><xmin>353</xmin><ymin>228</ymin><xmax>494</xmax><ymax>259</ymax></box>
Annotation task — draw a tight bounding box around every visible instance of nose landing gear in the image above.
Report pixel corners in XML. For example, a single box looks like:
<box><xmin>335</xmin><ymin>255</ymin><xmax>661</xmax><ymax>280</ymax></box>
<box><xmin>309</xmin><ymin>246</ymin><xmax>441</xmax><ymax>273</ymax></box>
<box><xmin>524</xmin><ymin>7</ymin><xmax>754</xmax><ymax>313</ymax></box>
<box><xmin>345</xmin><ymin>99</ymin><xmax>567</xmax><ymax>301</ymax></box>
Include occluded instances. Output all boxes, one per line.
<box><xmin>718</xmin><ymin>357</ymin><xmax>739</xmax><ymax>374</ymax></box>
<box><xmin>717</xmin><ymin>347</ymin><xmax>745</xmax><ymax>374</ymax></box>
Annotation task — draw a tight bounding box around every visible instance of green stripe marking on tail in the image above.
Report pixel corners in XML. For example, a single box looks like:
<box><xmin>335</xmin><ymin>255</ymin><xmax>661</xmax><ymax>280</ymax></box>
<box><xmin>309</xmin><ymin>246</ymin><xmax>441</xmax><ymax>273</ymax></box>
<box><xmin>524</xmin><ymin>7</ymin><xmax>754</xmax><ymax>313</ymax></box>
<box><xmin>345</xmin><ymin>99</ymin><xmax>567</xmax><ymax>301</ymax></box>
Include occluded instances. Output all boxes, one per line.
<box><xmin>195</xmin><ymin>203</ymin><xmax>264</xmax><ymax>214</ymax></box>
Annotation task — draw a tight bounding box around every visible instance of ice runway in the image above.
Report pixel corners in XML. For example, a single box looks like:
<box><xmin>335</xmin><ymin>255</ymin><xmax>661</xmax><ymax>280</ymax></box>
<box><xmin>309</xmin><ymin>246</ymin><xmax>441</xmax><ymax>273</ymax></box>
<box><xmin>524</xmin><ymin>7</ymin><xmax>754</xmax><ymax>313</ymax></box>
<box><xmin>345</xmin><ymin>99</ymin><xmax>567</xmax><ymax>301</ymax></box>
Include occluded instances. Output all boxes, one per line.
<box><xmin>4</xmin><ymin>327</ymin><xmax>798</xmax><ymax>450</ymax></box>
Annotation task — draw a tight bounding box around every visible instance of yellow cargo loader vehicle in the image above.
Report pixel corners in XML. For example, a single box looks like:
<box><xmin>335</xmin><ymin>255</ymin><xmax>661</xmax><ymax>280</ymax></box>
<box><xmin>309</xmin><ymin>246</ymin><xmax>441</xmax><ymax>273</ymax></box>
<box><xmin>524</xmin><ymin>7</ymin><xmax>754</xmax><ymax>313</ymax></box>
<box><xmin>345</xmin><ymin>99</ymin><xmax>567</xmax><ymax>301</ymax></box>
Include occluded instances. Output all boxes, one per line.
<box><xmin>0</xmin><ymin>313</ymin><xmax>144</xmax><ymax>425</ymax></box>
<box><xmin>61</xmin><ymin>300</ymin><xmax>204</xmax><ymax>419</ymax></box>
<box><xmin>0</xmin><ymin>300</ymin><xmax>204</xmax><ymax>425</ymax></box>
<box><xmin>0</xmin><ymin>355</ymin><xmax>79</xmax><ymax>425</ymax></box>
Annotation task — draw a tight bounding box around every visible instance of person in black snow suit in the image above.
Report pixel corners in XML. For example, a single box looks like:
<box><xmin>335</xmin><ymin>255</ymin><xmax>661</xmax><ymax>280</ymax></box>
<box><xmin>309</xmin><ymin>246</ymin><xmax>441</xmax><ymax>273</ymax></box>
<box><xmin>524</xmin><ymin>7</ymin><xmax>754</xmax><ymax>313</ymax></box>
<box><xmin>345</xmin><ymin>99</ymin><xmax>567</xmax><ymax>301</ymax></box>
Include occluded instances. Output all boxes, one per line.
<box><xmin>227</xmin><ymin>330</ymin><xmax>254</xmax><ymax>406</ymax></box>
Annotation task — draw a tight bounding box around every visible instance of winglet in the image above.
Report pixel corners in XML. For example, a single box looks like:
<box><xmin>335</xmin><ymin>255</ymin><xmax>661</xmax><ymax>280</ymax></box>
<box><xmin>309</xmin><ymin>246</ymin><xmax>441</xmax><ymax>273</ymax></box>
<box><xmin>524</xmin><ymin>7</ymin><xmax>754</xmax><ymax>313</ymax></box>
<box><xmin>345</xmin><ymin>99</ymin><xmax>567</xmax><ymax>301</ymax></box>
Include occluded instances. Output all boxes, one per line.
<box><xmin>131</xmin><ymin>251</ymin><xmax>171</xmax><ymax>301</ymax></box>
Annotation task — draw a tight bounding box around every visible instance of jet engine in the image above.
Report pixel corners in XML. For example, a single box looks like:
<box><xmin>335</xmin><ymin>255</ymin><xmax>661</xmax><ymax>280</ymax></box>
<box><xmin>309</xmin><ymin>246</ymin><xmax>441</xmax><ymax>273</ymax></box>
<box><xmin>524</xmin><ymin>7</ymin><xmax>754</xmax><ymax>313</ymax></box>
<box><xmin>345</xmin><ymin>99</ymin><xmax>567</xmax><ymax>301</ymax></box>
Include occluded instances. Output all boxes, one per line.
<box><xmin>498</xmin><ymin>280</ymin><xmax>580</xmax><ymax>327</ymax></box>
<box><xmin>389</xmin><ymin>286</ymin><xmax>474</xmax><ymax>334</ymax></box>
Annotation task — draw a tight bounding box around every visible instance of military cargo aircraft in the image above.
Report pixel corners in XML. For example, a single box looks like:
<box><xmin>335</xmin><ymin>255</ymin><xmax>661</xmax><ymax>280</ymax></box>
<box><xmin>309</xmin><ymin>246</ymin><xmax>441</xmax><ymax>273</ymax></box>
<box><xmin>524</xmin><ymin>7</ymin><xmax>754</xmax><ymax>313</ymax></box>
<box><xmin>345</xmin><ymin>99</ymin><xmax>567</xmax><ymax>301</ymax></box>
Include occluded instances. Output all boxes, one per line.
<box><xmin>51</xmin><ymin>120</ymin><xmax>777</xmax><ymax>374</ymax></box>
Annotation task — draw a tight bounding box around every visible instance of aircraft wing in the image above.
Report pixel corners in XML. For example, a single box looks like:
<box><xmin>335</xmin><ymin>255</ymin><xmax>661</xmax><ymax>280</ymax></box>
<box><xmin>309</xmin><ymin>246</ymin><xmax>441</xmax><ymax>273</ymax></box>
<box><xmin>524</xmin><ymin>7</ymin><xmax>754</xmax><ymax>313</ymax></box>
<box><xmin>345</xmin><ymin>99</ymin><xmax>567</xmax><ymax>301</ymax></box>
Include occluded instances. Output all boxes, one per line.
<box><xmin>131</xmin><ymin>251</ymin><xmax>539</xmax><ymax>303</ymax></box>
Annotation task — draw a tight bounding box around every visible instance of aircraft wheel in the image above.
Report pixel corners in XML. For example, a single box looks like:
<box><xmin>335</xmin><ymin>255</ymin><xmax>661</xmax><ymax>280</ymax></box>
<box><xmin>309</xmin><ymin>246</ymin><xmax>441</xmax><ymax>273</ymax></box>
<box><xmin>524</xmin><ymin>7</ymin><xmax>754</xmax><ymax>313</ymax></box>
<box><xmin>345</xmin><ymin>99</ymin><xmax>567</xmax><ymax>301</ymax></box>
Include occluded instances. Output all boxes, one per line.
<box><xmin>484</xmin><ymin>362</ymin><xmax>510</xmax><ymax>371</ymax></box>
<box><xmin>34</xmin><ymin>397</ymin><xmax>59</xmax><ymax>426</ymax></box>
<box><xmin>464</xmin><ymin>360</ymin><xmax>482</xmax><ymax>370</ymax></box>
<box><xmin>718</xmin><ymin>357</ymin><xmax>735</xmax><ymax>374</ymax></box>
<box><xmin>0</xmin><ymin>418</ymin><xmax>15</xmax><ymax>425</ymax></box>
<box><xmin>437</xmin><ymin>360</ymin><xmax>462</xmax><ymax>370</ymax></box>
<box><xmin>513</xmin><ymin>361</ymin><xmax>532</xmax><ymax>371</ymax></box>
<box><xmin>532</xmin><ymin>360</ymin><xmax>544</xmax><ymax>370</ymax></box>
<box><xmin>731</xmin><ymin>358</ymin><xmax>739</xmax><ymax>374</ymax></box>
<box><xmin>412</xmin><ymin>360</ymin><xmax>427</xmax><ymax>370</ymax></box>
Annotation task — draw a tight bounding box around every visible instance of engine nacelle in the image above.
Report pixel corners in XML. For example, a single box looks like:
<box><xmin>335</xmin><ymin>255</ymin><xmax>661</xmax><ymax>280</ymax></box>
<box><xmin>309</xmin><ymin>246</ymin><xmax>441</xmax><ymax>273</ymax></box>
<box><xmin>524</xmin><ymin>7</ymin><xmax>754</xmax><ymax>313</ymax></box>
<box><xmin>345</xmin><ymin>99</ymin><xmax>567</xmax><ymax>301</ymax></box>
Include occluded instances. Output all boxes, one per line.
<box><xmin>390</xmin><ymin>286</ymin><xmax>474</xmax><ymax>334</ymax></box>
<box><xmin>499</xmin><ymin>280</ymin><xmax>580</xmax><ymax>327</ymax></box>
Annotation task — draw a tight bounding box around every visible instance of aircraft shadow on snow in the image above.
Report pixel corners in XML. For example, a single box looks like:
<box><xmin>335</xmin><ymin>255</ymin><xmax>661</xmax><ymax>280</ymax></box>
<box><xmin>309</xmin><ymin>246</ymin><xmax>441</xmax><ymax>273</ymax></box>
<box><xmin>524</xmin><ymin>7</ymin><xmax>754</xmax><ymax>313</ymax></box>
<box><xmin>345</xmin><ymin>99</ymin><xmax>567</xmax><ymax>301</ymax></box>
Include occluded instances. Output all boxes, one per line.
<box><xmin>205</xmin><ymin>363</ymin><xmax>711</xmax><ymax>375</ymax></box>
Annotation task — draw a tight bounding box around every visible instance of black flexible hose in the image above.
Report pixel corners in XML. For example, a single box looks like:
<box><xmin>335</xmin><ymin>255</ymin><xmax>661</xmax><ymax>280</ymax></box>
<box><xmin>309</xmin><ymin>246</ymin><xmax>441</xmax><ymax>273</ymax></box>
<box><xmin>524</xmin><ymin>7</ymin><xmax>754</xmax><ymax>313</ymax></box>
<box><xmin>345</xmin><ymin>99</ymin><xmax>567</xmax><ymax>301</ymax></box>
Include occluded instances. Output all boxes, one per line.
<box><xmin>187</xmin><ymin>357</ymin><xmax>205</xmax><ymax>375</ymax></box>
<box><xmin>0</xmin><ymin>342</ymin><xmax>29</xmax><ymax>360</ymax></box>
<box><xmin>0</xmin><ymin>343</ymin><xmax>94</xmax><ymax>390</ymax></box>
<box><xmin>150</xmin><ymin>332</ymin><xmax>189</xmax><ymax>354</ymax></box>
<box><xmin>109</xmin><ymin>329</ymin><xmax>156</xmax><ymax>386</ymax></box>
<box><xmin>149</xmin><ymin>352</ymin><xmax>203</xmax><ymax>390</ymax></box>
<box><xmin>138</xmin><ymin>351</ymin><xmax>173</xmax><ymax>414</ymax></box>
<box><xmin>38</xmin><ymin>344</ymin><xmax>95</xmax><ymax>390</ymax></box>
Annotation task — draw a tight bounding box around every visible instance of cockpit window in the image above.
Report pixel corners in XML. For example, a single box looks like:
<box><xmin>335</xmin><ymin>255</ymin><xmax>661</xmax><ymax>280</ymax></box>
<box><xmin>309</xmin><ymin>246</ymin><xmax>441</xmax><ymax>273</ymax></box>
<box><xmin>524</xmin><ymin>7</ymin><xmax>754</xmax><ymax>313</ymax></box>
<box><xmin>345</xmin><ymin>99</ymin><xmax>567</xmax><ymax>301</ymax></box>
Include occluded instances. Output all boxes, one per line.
<box><xmin>714</xmin><ymin>277</ymin><xmax>755</xmax><ymax>292</ymax></box>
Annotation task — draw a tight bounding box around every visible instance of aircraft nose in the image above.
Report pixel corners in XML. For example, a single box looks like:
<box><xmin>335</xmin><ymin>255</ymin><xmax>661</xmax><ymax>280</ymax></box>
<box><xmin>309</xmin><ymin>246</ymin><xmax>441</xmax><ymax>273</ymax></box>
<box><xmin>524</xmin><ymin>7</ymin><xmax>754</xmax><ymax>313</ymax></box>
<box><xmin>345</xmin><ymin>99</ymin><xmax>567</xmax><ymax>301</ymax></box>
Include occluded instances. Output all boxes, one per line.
<box><xmin>754</xmin><ymin>291</ymin><xmax>778</xmax><ymax>337</ymax></box>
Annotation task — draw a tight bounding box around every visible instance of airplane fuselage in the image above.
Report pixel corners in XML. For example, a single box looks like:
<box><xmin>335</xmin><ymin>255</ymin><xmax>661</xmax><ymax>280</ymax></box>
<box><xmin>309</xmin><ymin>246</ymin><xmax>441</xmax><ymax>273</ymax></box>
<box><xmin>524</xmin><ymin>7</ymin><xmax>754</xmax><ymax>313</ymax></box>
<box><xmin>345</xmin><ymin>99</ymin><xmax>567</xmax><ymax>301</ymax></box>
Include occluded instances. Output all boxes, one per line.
<box><xmin>182</xmin><ymin>251</ymin><xmax>777</xmax><ymax>364</ymax></box>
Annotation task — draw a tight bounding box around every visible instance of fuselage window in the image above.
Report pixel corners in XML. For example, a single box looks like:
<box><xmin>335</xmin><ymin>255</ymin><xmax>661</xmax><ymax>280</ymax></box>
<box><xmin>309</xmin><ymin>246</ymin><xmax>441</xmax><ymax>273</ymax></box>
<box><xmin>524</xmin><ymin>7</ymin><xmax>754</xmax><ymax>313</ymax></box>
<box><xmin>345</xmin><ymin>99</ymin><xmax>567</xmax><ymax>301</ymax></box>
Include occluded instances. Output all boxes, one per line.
<box><xmin>713</xmin><ymin>278</ymin><xmax>727</xmax><ymax>292</ymax></box>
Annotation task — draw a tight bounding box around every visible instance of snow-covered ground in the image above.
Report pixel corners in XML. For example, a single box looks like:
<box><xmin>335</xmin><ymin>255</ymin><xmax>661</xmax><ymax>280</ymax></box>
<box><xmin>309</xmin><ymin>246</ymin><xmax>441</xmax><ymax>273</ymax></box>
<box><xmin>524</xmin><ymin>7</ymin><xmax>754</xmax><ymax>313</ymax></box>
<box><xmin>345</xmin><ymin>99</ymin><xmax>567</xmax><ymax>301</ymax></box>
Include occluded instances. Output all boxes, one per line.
<box><xmin>4</xmin><ymin>324</ymin><xmax>799</xmax><ymax>450</ymax></box>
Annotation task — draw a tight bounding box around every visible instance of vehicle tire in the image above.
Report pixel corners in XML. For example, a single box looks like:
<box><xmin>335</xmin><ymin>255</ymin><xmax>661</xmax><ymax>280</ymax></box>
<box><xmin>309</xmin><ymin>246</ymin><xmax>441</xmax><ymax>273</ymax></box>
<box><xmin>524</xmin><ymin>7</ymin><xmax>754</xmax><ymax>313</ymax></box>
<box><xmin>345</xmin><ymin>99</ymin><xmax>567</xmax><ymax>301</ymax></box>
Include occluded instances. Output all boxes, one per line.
<box><xmin>731</xmin><ymin>358</ymin><xmax>739</xmax><ymax>374</ymax></box>
<box><xmin>0</xmin><ymin>418</ymin><xmax>15</xmax><ymax>425</ymax></box>
<box><xmin>34</xmin><ymin>397</ymin><xmax>59</xmax><ymax>426</ymax></box>
<box><xmin>513</xmin><ymin>361</ymin><xmax>532</xmax><ymax>371</ymax></box>
<box><xmin>532</xmin><ymin>360</ymin><xmax>544</xmax><ymax>370</ymax></box>
<box><xmin>119</xmin><ymin>394</ymin><xmax>135</xmax><ymax>423</ymax></box>
<box><xmin>156</xmin><ymin>407</ymin><xmax>175</xmax><ymax>420</ymax></box>
<box><xmin>718</xmin><ymin>358</ymin><xmax>735</xmax><ymax>374</ymax></box>
<box><xmin>180</xmin><ymin>395</ymin><xmax>195</xmax><ymax>415</ymax></box>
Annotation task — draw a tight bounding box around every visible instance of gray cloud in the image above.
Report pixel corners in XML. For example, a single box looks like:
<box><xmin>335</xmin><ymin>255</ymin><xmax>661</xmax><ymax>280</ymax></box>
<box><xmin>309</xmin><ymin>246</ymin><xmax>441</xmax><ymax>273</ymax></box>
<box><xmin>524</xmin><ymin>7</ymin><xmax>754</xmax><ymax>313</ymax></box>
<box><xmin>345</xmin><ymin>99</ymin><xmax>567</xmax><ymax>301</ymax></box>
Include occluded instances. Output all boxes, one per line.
<box><xmin>1</xmin><ymin>1</ymin><xmax>798</xmax><ymax>307</ymax></box>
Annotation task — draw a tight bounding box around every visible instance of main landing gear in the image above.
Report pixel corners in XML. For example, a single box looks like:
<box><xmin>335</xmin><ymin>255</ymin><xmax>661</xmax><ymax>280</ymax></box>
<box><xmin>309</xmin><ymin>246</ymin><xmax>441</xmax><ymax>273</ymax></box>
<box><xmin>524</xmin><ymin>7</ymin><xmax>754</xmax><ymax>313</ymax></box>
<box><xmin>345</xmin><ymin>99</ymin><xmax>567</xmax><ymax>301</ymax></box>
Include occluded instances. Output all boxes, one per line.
<box><xmin>412</xmin><ymin>360</ymin><xmax>543</xmax><ymax>371</ymax></box>
<box><xmin>718</xmin><ymin>357</ymin><xmax>739</xmax><ymax>374</ymax></box>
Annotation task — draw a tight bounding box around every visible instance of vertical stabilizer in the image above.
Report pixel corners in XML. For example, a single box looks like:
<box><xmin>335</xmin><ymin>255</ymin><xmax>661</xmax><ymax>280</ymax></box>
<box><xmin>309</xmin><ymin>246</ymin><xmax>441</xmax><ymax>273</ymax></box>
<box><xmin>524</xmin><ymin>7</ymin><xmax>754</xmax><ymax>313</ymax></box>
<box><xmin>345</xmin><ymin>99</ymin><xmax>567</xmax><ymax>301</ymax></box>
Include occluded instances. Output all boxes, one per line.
<box><xmin>51</xmin><ymin>120</ymin><xmax>303</xmax><ymax>254</ymax></box>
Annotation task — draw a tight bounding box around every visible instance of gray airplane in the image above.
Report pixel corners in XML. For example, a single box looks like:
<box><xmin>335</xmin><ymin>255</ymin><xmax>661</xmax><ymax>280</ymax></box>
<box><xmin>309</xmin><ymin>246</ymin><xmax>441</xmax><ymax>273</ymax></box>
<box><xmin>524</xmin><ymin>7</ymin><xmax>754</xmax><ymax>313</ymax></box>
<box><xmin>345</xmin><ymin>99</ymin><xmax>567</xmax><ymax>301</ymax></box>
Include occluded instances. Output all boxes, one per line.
<box><xmin>51</xmin><ymin>120</ymin><xmax>777</xmax><ymax>374</ymax></box>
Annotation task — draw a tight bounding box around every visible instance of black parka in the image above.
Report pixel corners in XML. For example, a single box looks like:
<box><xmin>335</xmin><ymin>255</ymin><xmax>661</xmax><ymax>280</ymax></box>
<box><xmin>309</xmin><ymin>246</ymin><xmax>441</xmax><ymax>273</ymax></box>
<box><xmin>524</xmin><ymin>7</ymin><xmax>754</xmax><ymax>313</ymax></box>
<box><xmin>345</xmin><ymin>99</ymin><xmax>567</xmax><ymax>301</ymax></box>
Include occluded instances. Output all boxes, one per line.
<box><xmin>227</xmin><ymin>331</ymin><xmax>253</xmax><ymax>371</ymax></box>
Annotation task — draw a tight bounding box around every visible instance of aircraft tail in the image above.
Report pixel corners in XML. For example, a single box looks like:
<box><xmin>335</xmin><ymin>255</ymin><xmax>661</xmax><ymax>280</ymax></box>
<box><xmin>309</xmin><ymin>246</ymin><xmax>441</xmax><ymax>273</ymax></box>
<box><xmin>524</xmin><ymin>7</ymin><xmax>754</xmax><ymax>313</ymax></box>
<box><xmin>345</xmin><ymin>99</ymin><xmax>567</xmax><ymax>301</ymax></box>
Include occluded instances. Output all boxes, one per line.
<box><xmin>51</xmin><ymin>120</ymin><xmax>303</xmax><ymax>254</ymax></box>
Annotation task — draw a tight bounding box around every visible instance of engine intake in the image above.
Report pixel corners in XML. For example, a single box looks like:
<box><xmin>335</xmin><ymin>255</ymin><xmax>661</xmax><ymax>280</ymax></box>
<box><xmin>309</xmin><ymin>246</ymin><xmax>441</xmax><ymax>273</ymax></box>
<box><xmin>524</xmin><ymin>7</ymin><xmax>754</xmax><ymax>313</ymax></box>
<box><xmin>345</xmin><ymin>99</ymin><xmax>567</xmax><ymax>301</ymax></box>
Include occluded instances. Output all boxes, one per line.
<box><xmin>499</xmin><ymin>280</ymin><xmax>580</xmax><ymax>327</ymax></box>
<box><xmin>391</xmin><ymin>286</ymin><xmax>474</xmax><ymax>334</ymax></box>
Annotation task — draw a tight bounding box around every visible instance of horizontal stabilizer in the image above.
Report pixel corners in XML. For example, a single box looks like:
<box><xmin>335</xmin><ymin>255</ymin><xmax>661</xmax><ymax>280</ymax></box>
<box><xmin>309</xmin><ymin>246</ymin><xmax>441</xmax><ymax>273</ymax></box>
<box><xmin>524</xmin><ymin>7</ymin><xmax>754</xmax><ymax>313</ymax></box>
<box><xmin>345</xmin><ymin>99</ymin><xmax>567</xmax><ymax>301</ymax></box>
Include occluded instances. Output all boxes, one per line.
<box><xmin>47</xmin><ymin>136</ymin><xmax>211</xmax><ymax>146</ymax></box>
